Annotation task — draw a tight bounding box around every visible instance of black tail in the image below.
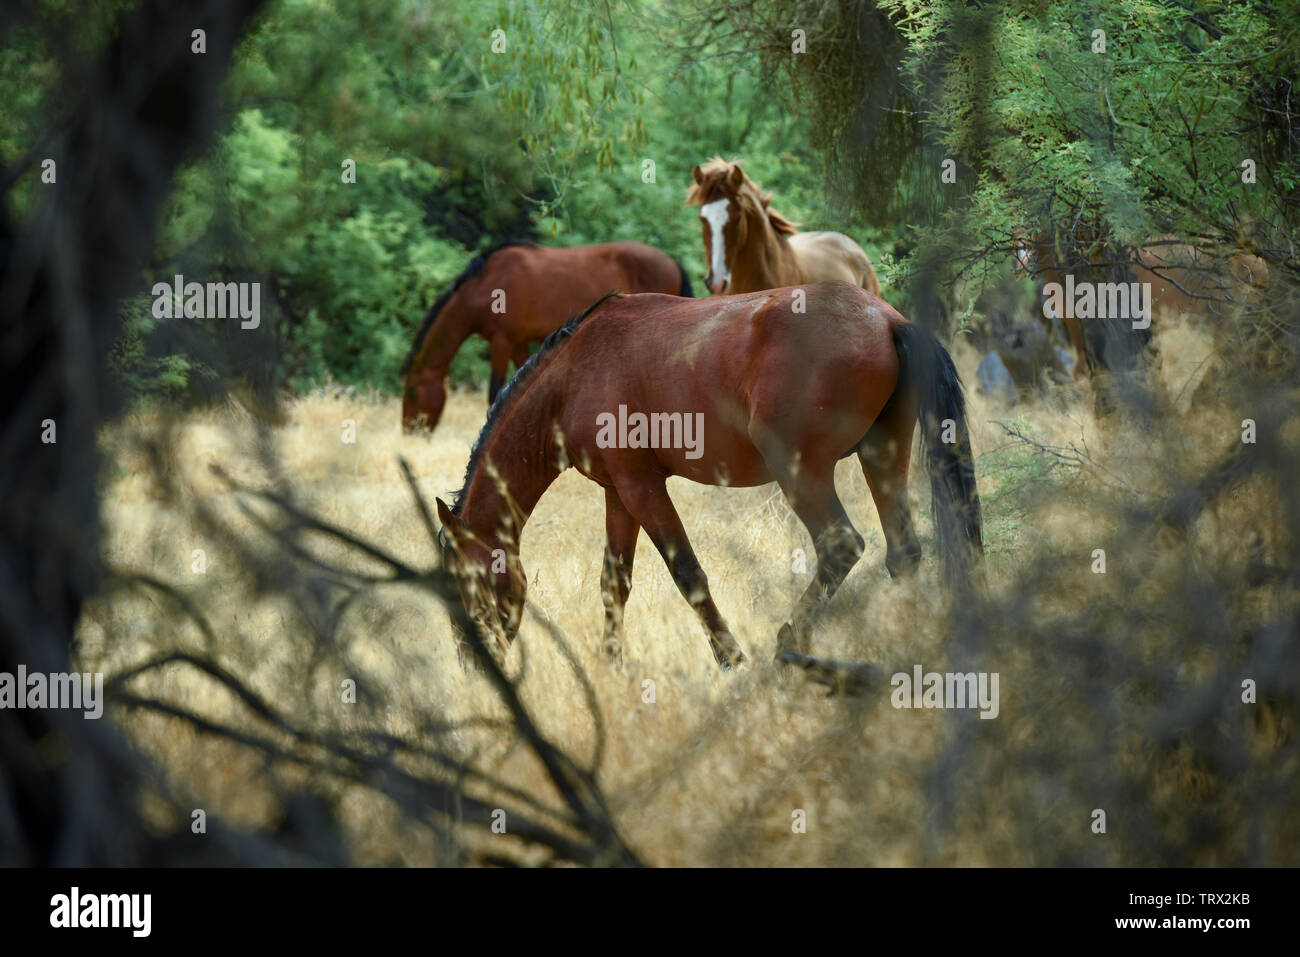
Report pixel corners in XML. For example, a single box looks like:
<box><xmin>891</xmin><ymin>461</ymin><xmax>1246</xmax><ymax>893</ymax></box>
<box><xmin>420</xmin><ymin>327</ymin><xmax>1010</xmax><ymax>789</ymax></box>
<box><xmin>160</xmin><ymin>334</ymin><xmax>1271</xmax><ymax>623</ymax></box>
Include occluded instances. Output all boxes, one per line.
<box><xmin>675</xmin><ymin>259</ymin><xmax>694</xmax><ymax>298</ymax></box>
<box><xmin>892</xmin><ymin>323</ymin><xmax>984</xmax><ymax>588</ymax></box>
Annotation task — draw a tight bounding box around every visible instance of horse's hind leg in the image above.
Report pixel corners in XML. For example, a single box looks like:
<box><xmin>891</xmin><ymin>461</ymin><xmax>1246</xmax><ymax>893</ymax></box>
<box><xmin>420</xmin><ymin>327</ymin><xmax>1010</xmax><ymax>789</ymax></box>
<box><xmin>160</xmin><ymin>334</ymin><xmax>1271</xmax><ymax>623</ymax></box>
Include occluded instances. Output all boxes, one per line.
<box><xmin>775</xmin><ymin>473</ymin><xmax>865</xmax><ymax>655</ymax></box>
<box><xmin>601</xmin><ymin>487</ymin><xmax>640</xmax><ymax>662</ymax></box>
<box><xmin>610</xmin><ymin>472</ymin><xmax>745</xmax><ymax>669</ymax></box>
<box><xmin>856</xmin><ymin>395</ymin><xmax>921</xmax><ymax>578</ymax></box>
<box><xmin>748</xmin><ymin>414</ymin><xmax>865</xmax><ymax>653</ymax></box>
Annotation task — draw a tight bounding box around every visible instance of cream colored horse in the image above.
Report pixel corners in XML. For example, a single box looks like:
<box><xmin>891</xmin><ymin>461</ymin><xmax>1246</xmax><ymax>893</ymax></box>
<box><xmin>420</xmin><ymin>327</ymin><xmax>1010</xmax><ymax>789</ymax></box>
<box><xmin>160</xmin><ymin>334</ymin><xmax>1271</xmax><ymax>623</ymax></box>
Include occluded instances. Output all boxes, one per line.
<box><xmin>686</xmin><ymin>157</ymin><xmax>880</xmax><ymax>296</ymax></box>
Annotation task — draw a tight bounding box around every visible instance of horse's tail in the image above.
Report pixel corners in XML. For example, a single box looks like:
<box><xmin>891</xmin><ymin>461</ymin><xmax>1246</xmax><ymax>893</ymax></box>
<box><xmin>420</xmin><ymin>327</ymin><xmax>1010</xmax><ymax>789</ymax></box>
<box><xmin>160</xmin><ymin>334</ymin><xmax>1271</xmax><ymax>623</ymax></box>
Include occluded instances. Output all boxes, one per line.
<box><xmin>891</xmin><ymin>322</ymin><xmax>984</xmax><ymax>589</ymax></box>
<box><xmin>675</xmin><ymin>259</ymin><xmax>694</xmax><ymax>298</ymax></box>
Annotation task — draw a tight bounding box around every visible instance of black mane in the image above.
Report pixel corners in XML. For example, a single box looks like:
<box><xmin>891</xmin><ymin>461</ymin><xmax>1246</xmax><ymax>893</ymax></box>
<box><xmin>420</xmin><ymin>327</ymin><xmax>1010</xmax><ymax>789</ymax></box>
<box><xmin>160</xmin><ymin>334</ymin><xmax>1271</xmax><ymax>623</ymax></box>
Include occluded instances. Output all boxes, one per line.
<box><xmin>452</xmin><ymin>290</ymin><xmax>621</xmax><ymax>514</ymax></box>
<box><xmin>399</xmin><ymin>239</ymin><xmax>536</xmax><ymax>376</ymax></box>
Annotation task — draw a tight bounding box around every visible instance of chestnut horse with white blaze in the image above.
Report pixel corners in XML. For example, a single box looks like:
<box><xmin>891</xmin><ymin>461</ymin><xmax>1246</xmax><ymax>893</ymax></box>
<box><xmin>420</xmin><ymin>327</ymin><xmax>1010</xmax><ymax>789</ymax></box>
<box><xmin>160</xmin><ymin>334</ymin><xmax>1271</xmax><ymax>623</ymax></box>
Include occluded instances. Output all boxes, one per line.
<box><xmin>686</xmin><ymin>157</ymin><xmax>881</xmax><ymax>297</ymax></box>
<box><xmin>401</xmin><ymin>240</ymin><xmax>691</xmax><ymax>433</ymax></box>
<box><xmin>435</xmin><ymin>282</ymin><xmax>983</xmax><ymax>669</ymax></box>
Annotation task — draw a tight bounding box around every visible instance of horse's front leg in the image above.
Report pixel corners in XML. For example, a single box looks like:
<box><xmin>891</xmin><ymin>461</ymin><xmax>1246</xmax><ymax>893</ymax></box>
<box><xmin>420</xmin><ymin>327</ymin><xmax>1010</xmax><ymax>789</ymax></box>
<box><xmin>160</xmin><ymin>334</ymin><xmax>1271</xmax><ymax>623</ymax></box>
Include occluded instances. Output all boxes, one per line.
<box><xmin>486</xmin><ymin>335</ymin><xmax>512</xmax><ymax>406</ymax></box>
<box><xmin>612</xmin><ymin>473</ymin><xmax>746</xmax><ymax>670</ymax></box>
<box><xmin>601</xmin><ymin>487</ymin><xmax>640</xmax><ymax>663</ymax></box>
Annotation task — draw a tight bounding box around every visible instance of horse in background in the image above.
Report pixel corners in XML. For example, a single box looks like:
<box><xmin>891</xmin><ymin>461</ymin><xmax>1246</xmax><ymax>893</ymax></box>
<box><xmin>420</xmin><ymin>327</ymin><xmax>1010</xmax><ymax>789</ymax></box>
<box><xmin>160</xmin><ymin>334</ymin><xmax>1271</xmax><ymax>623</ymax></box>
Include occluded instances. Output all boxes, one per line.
<box><xmin>1014</xmin><ymin>231</ymin><xmax>1269</xmax><ymax>380</ymax></box>
<box><xmin>685</xmin><ymin>158</ymin><xmax>881</xmax><ymax>297</ymax></box>
<box><xmin>435</xmin><ymin>282</ymin><xmax>982</xmax><ymax>669</ymax></box>
<box><xmin>402</xmin><ymin>240</ymin><xmax>692</xmax><ymax>433</ymax></box>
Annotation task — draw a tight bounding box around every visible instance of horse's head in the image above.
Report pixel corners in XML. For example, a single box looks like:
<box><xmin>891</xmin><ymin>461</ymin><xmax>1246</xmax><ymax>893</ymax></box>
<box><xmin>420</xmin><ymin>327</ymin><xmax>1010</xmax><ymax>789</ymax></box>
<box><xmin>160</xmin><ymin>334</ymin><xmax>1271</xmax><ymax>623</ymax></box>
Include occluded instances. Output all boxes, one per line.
<box><xmin>435</xmin><ymin>498</ymin><xmax>526</xmax><ymax>659</ymax></box>
<box><xmin>402</xmin><ymin>362</ymin><xmax>447</xmax><ymax>434</ymax></box>
<box><xmin>1011</xmin><ymin>230</ymin><xmax>1039</xmax><ymax>276</ymax></box>
<box><xmin>687</xmin><ymin>158</ymin><xmax>751</xmax><ymax>294</ymax></box>
<box><xmin>687</xmin><ymin>158</ymin><xmax>802</xmax><ymax>294</ymax></box>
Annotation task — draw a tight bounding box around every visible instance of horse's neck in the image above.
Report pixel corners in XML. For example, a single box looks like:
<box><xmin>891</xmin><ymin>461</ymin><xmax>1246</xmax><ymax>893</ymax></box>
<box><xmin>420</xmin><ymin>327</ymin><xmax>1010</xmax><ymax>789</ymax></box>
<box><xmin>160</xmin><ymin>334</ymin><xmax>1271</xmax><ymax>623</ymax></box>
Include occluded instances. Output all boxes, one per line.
<box><xmin>415</xmin><ymin>285</ymin><xmax>479</xmax><ymax>375</ymax></box>
<box><xmin>734</xmin><ymin>210</ymin><xmax>798</xmax><ymax>290</ymax></box>
<box><xmin>459</xmin><ymin>370</ymin><xmax>564</xmax><ymax>543</ymax></box>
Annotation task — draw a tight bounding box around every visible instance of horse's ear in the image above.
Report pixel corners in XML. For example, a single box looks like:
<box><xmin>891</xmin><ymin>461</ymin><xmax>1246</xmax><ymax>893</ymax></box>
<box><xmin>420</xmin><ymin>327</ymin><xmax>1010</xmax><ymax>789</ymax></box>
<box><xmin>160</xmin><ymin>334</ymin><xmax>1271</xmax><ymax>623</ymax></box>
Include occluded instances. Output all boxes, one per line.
<box><xmin>436</xmin><ymin>498</ymin><xmax>462</xmax><ymax>542</ymax></box>
<box><xmin>727</xmin><ymin>163</ymin><xmax>745</xmax><ymax>190</ymax></box>
<box><xmin>691</xmin><ymin>164</ymin><xmax>703</xmax><ymax>184</ymax></box>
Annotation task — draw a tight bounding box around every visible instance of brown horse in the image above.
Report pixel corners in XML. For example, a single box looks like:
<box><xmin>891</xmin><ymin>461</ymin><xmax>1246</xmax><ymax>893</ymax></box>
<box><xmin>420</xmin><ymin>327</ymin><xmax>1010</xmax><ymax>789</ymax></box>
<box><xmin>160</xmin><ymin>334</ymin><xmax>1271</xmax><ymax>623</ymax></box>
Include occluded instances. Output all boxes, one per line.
<box><xmin>401</xmin><ymin>240</ymin><xmax>691</xmax><ymax>433</ymax></box>
<box><xmin>685</xmin><ymin>157</ymin><xmax>881</xmax><ymax>297</ymax></box>
<box><xmin>434</xmin><ymin>282</ymin><xmax>983</xmax><ymax>669</ymax></box>
<box><xmin>1015</xmin><ymin>232</ymin><xmax>1268</xmax><ymax>379</ymax></box>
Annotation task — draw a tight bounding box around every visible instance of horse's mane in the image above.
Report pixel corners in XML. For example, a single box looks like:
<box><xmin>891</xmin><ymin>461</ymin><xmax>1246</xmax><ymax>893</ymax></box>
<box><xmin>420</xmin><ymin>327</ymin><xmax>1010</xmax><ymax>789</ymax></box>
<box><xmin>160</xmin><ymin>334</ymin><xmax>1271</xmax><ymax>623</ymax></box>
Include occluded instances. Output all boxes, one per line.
<box><xmin>400</xmin><ymin>239</ymin><xmax>537</xmax><ymax>376</ymax></box>
<box><xmin>684</xmin><ymin>156</ymin><xmax>801</xmax><ymax>236</ymax></box>
<box><xmin>452</xmin><ymin>290</ymin><xmax>622</xmax><ymax>514</ymax></box>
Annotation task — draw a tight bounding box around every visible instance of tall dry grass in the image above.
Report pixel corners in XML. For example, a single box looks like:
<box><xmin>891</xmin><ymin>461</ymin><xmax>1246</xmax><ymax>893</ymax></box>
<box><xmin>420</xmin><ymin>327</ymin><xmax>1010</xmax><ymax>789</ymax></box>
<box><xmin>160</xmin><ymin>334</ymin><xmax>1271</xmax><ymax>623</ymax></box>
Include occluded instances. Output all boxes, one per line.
<box><xmin>77</xmin><ymin>333</ymin><xmax>1299</xmax><ymax>865</ymax></box>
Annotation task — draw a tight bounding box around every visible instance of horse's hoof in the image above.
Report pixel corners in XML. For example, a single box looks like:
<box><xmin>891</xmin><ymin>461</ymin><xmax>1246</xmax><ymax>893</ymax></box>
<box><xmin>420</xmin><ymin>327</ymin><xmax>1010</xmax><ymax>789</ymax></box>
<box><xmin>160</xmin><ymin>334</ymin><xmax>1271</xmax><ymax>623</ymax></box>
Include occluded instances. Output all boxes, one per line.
<box><xmin>775</xmin><ymin>621</ymin><xmax>796</xmax><ymax>657</ymax></box>
<box><xmin>713</xmin><ymin>643</ymin><xmax>747</xmax><ymax>671</ymax></box>
<box><xmin>776</xmin><ymin>621</ymin><xmax>811</xmax><ymax>657</ymax></box>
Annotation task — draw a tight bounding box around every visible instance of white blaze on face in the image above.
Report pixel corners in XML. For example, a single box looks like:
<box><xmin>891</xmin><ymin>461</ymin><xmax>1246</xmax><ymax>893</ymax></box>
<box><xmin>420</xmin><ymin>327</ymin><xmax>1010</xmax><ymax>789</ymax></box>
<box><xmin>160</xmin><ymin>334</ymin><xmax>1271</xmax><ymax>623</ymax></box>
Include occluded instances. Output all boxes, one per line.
<box><xmin>1015</xmin><ymin>239</ymin><xmax>1031</xmax><ymax>271</ymax></box>
<box><xmin>700</xmin><ymin>198</ymin><xmax>731</xmax><ymax>289</ymax></box>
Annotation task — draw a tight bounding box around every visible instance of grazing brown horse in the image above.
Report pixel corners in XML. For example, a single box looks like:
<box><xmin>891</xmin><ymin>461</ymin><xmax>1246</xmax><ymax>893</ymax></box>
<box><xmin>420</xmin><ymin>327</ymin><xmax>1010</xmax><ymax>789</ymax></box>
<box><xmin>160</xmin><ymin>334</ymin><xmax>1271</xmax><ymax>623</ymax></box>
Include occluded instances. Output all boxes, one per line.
<box><xmin>1015</xmin><ymin>232</ymin><xmax>1268</xmax><ymax>379</ymax></box>
<box><xmin>685</xmin><ymin>157</ymin><xmax>881</xmax><ymax>297</ymax></box>
<box><xmin>401</xmin><ymin>240</ymin><xmax>692</xmax><ymax>433</ymax></box>
<box><xmin>435</xmin><ymin>282</ymin><xmax>983</xmax><ymax>669</ymax></box>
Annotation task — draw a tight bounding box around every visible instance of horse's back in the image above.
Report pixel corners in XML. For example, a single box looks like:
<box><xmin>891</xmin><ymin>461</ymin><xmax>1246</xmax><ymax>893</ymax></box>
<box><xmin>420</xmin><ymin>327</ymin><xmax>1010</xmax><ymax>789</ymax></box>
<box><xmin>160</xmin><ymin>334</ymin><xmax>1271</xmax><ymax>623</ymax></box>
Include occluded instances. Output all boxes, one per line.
<box><xmin>788</xmin><ymin>231</ymin><xmax>880</xmax><ymax>294</ymax></box>
<box><xmin>1133</xmin><ymin>240</ymin><xmax>1269</xmax><ymax>318</ymax></box>
<box><xmin>588</xmin><ymin>282</ymin><xmax>888</xmax><ymax>327</ymax></box>
<box><xmin>489</xmin><ymin>243</ymin><xmax>680</xmax><ymax>316</ymax></box>
<box><xmin>517</xmin><ymin>241</ymin><xmax>681</xmax><ymax>296</ymax></box>
<box><xmin>558</xmin><ymin>284</ymin><xmax>901</xmax><ymax>485</ymax></box>
<box><xmin>575</xmin><ymin>283</ymin><xmax>901</xmax><ymax>384</ymax></box>
<box><xmin>584</xmin><ymin>241</ymin><xmax>684</xmax><ymax>295</ymax></box>
<box><xmin>490</xmin><ymin>246</ymin><xmax>633</xmax><ymax>316</ymax></box>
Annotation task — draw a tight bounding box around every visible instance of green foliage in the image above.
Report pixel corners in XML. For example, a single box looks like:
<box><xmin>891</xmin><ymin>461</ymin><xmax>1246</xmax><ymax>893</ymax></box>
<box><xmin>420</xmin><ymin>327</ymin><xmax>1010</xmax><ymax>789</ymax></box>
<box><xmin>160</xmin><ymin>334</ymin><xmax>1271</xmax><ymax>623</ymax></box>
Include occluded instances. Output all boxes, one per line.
<box><xmin>11</xmin><ymin>0</ymin><xmax>1294</xmax><ymax>400</ymax></box>
<box><xmin>507</xmin><ymin>2</ymin><xmax>888</xmax><ymax>286</ymax></box>
<box><xmin>686</xmin><ymin>0</ymin><xmax>1299</xmax><ymax>319</ymax></box>
<box><xmin>976</xmin><ymin>417</ymin><xmax>1066</xmax><ymax>558</ymax></box>
<box><xmin>197</xmin><ymin>0</ymin><xmax>854</xmax><ymax>395</ymax></box>
<box><xmin>109</xmin><ymin>297</ymin><xmax>212</xmax><ymax>405</ymax></box>
<box><xmin>107</xmin><ymin>0</ymin><xmax>849</xmax><ymax>397</ymax></box>
<box><xmin>0</xmin><ymin>1</ymin><xmax>137</xmax><ymax>220</ymax></box>
<box><xmin>878</xmin><ymin>1</ymin><xmax>1296</xmax><ymax>288</ymax></box>
<box><xmin>2</xmin><ymin>0</ymin><xmax>892</xmax><ymax>401</ymax></box>
<box><xmin>483</xmin><ymin>0</ymin><xmax>649</xmax><ymax>199</ymax></box>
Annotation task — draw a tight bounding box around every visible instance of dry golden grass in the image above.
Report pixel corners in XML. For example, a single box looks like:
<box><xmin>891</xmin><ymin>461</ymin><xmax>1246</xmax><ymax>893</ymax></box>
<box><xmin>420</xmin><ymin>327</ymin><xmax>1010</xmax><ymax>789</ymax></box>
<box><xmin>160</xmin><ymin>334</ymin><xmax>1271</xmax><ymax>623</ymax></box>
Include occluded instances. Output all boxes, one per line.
<box><xmin>76</xmin><ymin>340</ymin><xmax>1297</xmax><ymax>866</ymax></box>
